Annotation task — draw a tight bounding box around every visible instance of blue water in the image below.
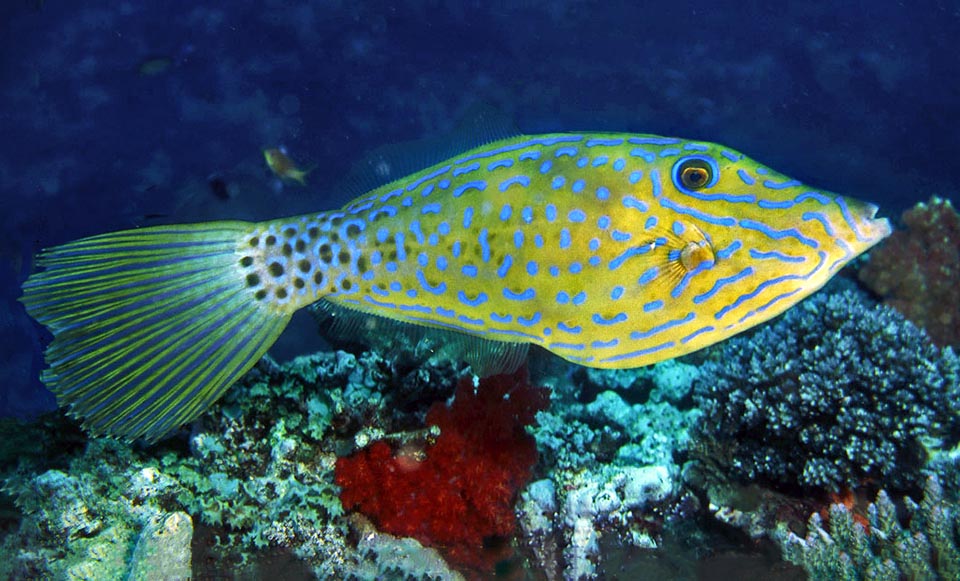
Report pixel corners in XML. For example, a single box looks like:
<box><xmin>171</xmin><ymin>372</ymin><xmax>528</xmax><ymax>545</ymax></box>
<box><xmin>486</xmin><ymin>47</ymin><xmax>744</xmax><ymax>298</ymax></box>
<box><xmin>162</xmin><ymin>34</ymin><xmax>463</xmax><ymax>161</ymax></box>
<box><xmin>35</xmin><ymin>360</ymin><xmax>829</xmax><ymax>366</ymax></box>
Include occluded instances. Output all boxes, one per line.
<box><xmin>1</xmin><ymin>0</ymin><xmax>957</xmax><ymax>420</ymax></box>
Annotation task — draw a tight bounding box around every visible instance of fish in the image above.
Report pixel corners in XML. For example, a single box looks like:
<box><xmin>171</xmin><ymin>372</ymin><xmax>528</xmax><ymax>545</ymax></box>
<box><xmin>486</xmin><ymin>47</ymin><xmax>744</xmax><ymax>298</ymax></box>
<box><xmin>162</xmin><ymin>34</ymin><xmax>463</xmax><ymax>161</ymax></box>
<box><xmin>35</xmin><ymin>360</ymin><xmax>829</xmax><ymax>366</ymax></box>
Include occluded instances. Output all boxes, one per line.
<box><xmin>20</xmin><ymin>133</ymin><xmax>891</xmax><ymax>441</ymax></box>
<box><xmin>263</xmin><ymin>147</ymin><xmax>310</xmax><ymax>185</ymax></box>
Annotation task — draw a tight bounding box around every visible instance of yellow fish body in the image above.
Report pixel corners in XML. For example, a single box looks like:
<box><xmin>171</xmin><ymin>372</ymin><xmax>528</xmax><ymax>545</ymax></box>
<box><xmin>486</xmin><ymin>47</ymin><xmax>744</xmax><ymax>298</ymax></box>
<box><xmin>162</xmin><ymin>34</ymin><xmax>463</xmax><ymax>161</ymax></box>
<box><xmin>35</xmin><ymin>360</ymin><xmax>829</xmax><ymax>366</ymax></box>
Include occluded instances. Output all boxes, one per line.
<box><xmin>21</xmin><ymin>133</ymin><xmax>891</xmax><ymax>440</ymax></box>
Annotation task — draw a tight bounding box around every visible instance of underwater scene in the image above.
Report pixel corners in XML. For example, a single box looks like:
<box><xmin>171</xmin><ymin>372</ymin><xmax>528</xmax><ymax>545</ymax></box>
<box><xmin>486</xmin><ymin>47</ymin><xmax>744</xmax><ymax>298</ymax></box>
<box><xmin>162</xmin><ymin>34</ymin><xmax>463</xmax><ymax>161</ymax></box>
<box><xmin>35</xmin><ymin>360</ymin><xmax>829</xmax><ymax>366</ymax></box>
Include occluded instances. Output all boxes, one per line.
<box><xmin>2</xmin><ymin>1</ymin><xmax>960</xmax><ymax>580</ymax></box>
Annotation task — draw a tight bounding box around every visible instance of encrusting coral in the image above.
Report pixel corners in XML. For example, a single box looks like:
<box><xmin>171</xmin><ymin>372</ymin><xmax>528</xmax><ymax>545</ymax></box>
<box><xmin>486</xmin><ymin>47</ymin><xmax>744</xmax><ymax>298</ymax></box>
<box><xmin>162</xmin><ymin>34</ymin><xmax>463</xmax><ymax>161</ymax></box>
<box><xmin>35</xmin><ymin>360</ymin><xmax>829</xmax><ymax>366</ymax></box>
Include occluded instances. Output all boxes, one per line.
<box><xmin>335</xmin><ymin>369</ymin><xmax>550</xmax><ymax>576</ymax></box>
<box><xmin>859</xmin><ymin>196</ymin><xmax>960</xmax><ymax>348</ymax></box>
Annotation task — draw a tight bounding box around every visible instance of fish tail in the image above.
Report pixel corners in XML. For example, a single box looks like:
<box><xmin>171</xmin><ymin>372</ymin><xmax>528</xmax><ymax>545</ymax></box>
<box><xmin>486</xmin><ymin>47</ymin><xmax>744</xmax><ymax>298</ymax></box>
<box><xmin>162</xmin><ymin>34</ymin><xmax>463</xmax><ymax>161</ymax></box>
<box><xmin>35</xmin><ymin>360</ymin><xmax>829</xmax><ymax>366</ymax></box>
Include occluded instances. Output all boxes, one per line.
<box><xmin>20</xmin><ymin>222</ymin><xmax>294</xmax><ymax>441</ymax></box>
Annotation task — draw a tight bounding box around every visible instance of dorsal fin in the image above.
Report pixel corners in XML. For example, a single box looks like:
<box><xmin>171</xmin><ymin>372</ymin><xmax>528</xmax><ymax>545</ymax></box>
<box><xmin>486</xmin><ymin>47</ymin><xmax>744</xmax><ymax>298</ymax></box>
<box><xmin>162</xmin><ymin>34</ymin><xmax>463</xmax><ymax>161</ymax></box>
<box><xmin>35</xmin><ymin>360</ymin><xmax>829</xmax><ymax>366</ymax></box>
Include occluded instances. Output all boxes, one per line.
<box><xmin>311</xmin><ymin>299</ymin><xmax>528</xmax><ymax>377</ymax></box>
<box><xmin>333</xmin><ymin>104</ymin><xmax>520</xmax><ymax>203</ymax></box>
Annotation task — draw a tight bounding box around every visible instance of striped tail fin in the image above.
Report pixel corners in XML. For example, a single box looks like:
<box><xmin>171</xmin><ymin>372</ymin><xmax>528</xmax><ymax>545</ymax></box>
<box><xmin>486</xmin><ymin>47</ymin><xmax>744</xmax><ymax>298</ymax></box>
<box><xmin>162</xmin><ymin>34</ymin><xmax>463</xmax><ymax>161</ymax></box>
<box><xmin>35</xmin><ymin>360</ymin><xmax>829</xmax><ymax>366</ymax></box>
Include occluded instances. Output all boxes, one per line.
<box><xmin>20</xmin><ymin>222</ymin><xmax>293</xmax><ymax>442</ymax></box>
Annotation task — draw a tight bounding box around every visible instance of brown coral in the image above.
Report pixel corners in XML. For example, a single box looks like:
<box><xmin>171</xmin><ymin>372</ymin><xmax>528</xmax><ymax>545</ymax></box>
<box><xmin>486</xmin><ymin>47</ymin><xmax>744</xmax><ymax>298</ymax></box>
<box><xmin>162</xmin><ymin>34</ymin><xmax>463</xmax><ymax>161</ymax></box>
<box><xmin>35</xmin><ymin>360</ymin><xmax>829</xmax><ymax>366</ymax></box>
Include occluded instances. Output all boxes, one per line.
<box><xmin>859</xmin><ymin>196</ymin><xmax>960</xmax><ymax>347</ymax></box>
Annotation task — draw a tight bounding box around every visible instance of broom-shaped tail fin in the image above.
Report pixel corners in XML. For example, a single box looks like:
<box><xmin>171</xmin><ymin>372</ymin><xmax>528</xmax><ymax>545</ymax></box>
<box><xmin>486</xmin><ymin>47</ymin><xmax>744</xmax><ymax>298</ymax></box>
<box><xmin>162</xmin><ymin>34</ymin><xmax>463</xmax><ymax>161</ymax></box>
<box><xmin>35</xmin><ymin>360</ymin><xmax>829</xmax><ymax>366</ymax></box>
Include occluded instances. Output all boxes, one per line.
<box><xmin>20</xmin><ymin>222</ymin><xmax>294</xmax><ymax>441</ymax></box>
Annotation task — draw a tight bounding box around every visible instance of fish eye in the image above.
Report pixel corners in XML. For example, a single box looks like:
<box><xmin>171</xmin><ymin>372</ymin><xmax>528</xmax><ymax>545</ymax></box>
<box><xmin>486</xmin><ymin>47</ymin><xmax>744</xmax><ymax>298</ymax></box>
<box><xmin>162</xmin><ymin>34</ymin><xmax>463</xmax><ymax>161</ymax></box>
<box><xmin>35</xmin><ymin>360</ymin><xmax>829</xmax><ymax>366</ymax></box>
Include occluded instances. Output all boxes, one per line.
<box><xmin>673</xmin><ymin>156</ymin><xmax>719</xmax><ymax>191</ymax></box>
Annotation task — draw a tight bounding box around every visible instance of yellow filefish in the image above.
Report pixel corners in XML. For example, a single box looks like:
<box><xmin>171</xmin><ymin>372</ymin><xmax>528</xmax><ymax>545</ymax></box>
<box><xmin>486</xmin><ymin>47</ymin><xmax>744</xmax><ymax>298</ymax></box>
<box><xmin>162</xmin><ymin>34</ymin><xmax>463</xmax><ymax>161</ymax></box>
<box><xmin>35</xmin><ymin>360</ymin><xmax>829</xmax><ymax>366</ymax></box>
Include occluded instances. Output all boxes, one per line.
<box><xmin>263</xmin><ymin>147</ymin><xmax>310</xmax><ymax>185</ymax></box>
<box><xmin>20</xmin><ymin>133</ymin><xmax>891</xmax><ymax>441</ymax></box>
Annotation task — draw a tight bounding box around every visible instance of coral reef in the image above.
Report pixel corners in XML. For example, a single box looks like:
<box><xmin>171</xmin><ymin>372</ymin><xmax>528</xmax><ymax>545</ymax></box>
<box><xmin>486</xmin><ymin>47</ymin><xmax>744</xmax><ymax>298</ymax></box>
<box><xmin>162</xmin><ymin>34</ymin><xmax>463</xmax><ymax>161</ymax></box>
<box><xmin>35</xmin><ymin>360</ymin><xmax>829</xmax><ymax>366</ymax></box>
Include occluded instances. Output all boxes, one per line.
<box><xmin>776</xmin><ymin>476</ymin><xmax>960</xmax><ymax>580</ymax></box>
<box><xmin>335</xmin><ymin>369</ymin><xmax>549</xmax><ymax>575</ymax></box>
<box><xmin>859</xmin><ymin>196</ymin><xmax>960</xmax><ymax>348</ymax></box>
<box><xmin>692</xmin><ymin>284</ymin><xmax>960</xmax><ymax>491</ymax></box>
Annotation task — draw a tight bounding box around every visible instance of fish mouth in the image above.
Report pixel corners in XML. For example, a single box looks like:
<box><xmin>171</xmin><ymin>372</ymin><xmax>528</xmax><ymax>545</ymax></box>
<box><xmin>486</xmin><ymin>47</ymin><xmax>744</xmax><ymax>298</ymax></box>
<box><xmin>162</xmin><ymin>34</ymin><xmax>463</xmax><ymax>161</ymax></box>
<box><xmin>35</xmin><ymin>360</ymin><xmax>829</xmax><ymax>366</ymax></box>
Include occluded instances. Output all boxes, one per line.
<box><xmin>848</xmin><ymin>199</ymin><xmax>893</xmax><ymax>245</ymax></box>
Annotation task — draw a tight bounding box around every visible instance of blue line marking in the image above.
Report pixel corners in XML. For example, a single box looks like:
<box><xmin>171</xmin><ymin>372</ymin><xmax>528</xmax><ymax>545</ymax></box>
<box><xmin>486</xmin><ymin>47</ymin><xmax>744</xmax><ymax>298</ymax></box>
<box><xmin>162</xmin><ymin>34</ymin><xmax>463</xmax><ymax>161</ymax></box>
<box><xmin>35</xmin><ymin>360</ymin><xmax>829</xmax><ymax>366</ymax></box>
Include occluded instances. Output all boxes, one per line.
<box><xmin>681</xmin><ymin>325</ymin><xmax>715</xmax><ymax>344</ymax></box>
<box><xmin>420</xmin><ymin>183</ymin><xmax>434</xmax><ymax>198</ymax></box>
<box><xmin>721</xmin><ymin>150</ymin><xmax>740</xmax><ymax>162</ymax></box>
<box><xmin>736</xmin><ymin>169</ymin><xmax>755</xmax><ymax>185</ymax></box>
<box><xmin>560</xmin><ymin>228</ymin><xmax>571</xmax><ymax>249</ymax></box>
<box><xmin>749</xmin><ymin>249</ymin><xmax>806</xmax><ymax>263</ymax></box>
<box><xmin>489</xmin><ymin>328</ymin><xmax>543</xmax><ymax>342</ymax></box>
<box><xmin>500</xmin><ymin>175</ymin><xmax>531</xmax><ymax>191</ymax></box>
<box><xmin>417</xmin><ymin>252</ymin><xmax>428</xmax><ymax>267</ymax></box>
<box><xmin>406</xmin><ymin>289</ymin><xmax>418</xmax><ymax>298</ymax></box>
<box><xmin>629</xmin><ymin>170</ymin><xmax>642</xmax><ymax>183</ymax></box>
<box><xmin>572</xmin><ymin>179</ymin><xmax>585</xmax><ymax>193</ymax></box>
<box><xmin>539</xmin><ymin>160</ymin><xmax>552</xmax><ymax>174</ymax></box>
<box><xmin>629</xmin><ymin>148</ymin><xmax>656</xmax><ymax>162</ymax></box>
<box><xmin>514</xmin><ymin>230</ymin><xmax>525</xmax><ymax>249</ymax></box>
<box><xmin>623</xmin><ymin>196</ymin><xmax>648</xmax><ymax>212</ymax></box>
<box><xmin>519</xmin><ymin>150</ymin><xmax>541</xmax><ymax>161</ymax></box>
<box><xmin>364</xmin><ymin>295</ymin><xmax>396</xmax><ymax>309</ymax></box>
<box><xmin>651</xmin><ymin>169</ymin><xmax>662</xmax><ymax>197</ymax></box>
<box><xmin>463</xmin><ymin>206</ymin><xmax>474</xmax><ymax>229</ymax></box>
<box><xmin>608</xmin><ymin>245</ymin><xmax>651</xmax><ymax>270</ymax></box>
<box><xmin>694</xmin><ymin>266</ymin><xmax>754</xmax><ymax>304</ymax></box>
<box><xmin>672</xmin><ymin>221</ymin><xmax>685</xmax><ymax>235</ymax></box>
<box><xmin>629</xmin><ymin>136</ymin><xmax>681</xmax><ymax>145</ymax></box>
<box><xmin>638</xmin><ymin>266</ymin><xmax>659</xmax><ymax>284</ymax></box>
<box><xmin>569</xmin><ymin>262</ymin><xmax>582</xmax><ymax>274</ymax></box>
<box><xmin>551</xmin><ymin>176</ymin><xmax>565</xmax><ymax>190</ymax></box>
<box><xmin>586</xmin><ymin>138</ymin><xmax>624</xmax><ymax>147</ymax></box>
<box><xmin>479</xmin><ymin>228</ymin><xmax>491</xmax><ymax>262</ymax></box>
<box><xmin>517</xmin><ymin>312</ymin><xmax>542</xmax><ymax>327</ymax></box>
<box><xmin>557</xmin><ymin>321</ymin><xmax>581</xmax><ymax>335</ymax></box>
<box><xmin>452</xmin><ymin>135</ymin><xmax>582</xmax><ymax>165</ymax></box>
<box><xmin>421</xmin><ymin>203</ymin><xmax>442</xmax><ymax>215</ymax></box>
<box><xmin>660</xmin><ymin>147</ymin><xmax>681</xmax><ymax>157</ymax></box>
<box><xmin>504</xmin><ymin>288</ymin><xmax>535</xmax><ymax>301</ymax></box>
<box><xmin>738</xmin><ymin>289</ymin><xmax>802</xmax><ymax>324</ymax></box>
<box><xmin>500</xmin><ymin>204</ymin><xmax>513</xmax><ymax>221</ymax></box>
<box><xmin>490</xmin><ymin>312</ymin><xmax>512</xmax><ymax>323</ymax></box>
<box><xmin>569</xmin><ymin>209</ymin><xmax>587</xmax><ymax>222</ymax></box>
<box><xmin>763</xmin><ymin>179</ymin><xmax>801</xmax><ymax>189</ymax></box>
<box><xmin>458</xmin><ymin>314</ymin><xmax>484</xmax><ymax>326</ymax></box>
<box><xmin>462</xmin><ymin>264</ymin><xmax>478</xmax><ymax>277</ymax></box>
<box><xmin>715</xmin><ymin>240</ymin><xmax>742</xmax><ymax>260</ymax></box>
<box><xmin>556</xmin><ymin>290</ymin><xmax>570</xmax><ymax>304</ymax></box>
<box><xmin>738</xmin><ymin>219</ymin><xmax>819</xmax><ymax>248</ymax></box>
<box><xmin>497</xmin><ymin>255</ymin><xmax>514</xmax><ymax>278</ymax></box>
<box><xmin>597</xmin><ymin>215</ymin><xmax>611</xmax><ymax>229</ymax></box>
<box><xmin>592</xmin><ymin>338</ymin><xmax>620</xmax><ymax>349</ymax></box>
<box><xmin>379</xmin><ymin>188</ymin><xmax>402</xmax><ymax>203</ymax></box>
<box><xmin>592</xmin><ymin>156</ymin><xmax>609</xmax><ymax>167</ymax></box>
<box><xmin>643</xmin><ymin>300</ymin><xmax>663</xmax><ymax>312</ymax></box>
<box><xmin>416</xmin><ymin>270</ymin><xmax>446</xmax><ymax>295</ymax></box>
<box><xmin>371</xmin><ymin>284</ymin><xmax>390</xmax><ymax>297</ymax></box>
<box><xmin>756</xmin><ymin>168</ymin><xmax>768</xmax><ymax>175</ymax></box>
<box><xmin>671</xmin><ymin>260</ymin><xmax>715</xmax><ymax>298</ymax></box>
<box><xmin>436</xmin><ymin>255</ymin><xmax>448</xmax><ymax>270</ymax></box>
<box><xmin>549</xmin><ymin>265</ymin><xmax>559</xmax><ymax>276</ymax></box>
<box><xmin>659</xmin><ymin>197</ymin><xmax>737</xmax><ymax>226</ymax></box>
<box><xmin>630</xmin><ymin>312</ymin><xmax>694</xmax><ymax>340</ymax></box>
<box><xmin>595</xmin><ymin>186</ymin><xmax>610</xmax><ymax>201</ymax></box>
<box><xmin>409</xmin><ymin>220</ymin><xmax>425</xmax><ymax>244</ymax></box>
<box><xmin>407</xmin><ymin>165</ymin><xmax>451</xmax><ymax>192</ymax></box>
<box><xmin>348</xmin><ymin>201</ymin><xmax>374</xmax><ymax>215</ymax></box>
<box><xmin>453</xmin><ymin>161</ymin><xmax>480</xmax><ymax>177</ymax></box>
<box><xmin>600</xmin><ymin>341</ymin><xmax>675</xmax><ymax>364</ymax></box>
<box><xmin>521</xmin><ymin>206</ymin><xmax>534</xmax><ymax>224</ymax></box>
<box><xmin>394</xmin><ymin>232</ymin><xmax>407</xmax><ymax>261</ymax></box>
<box><xmin>438</xmin><ymin>221</ymin><xmax>450</xmax><ymax>235</ymax></box>
<box><xmin>715</xmin><ymin>252</ymin><xmax>826</xmax><ymax>320</ymax></box>
<box><xmin>370</xmin><ymin>250</ymin><xmax>382</xmax><ymax>265</ymax></box>
<box><xmin>572</xmin><ymin>291</ymin><xmax>586</xmax><ymax>305</ymax></box>
<box><xmin>385</xmin><ymin>262</ymin><xmax>397</xmax><ymax>273</ymax></box>
<box><xmin>613</xmin><ymin>158</ymin><xmax>626</xmax><ymax>171</ymax></box>
<box><xmin>551</xmin><ymin>341</ymin><xmax>586</xmax><ymax>350</ymax></box>
<box><xmin>377</xmin><ymin>227</ymin><xmax>390</xmax><ymax>244</ymax></box>
<box><xmin>488</xmin><ymin>159</ymin><xmax>514</xmax><ymax>171</ymax></box>
<box><xmin>589</xmin><ymin>238</ymin><xmax>600</xmax><ymax>251</ymax></box>
<box><xmin>436</xmin><ymin>307</ymin><xmax>455</xmax><ymax>317</ymax></box>
<box><xmin>592</xmin><ymin>312</ymin><xmax>627</xmax><ymax>326</ymax></box>
<box><xmin>458</xmin><ymin>290</ymin><xmax>488</xmax><ymax>307</ymax></box>
<box><xmin>683</xmin><ymin>143</ymin><xmax>709</xmax><ymax>152</ymax></box>
<box><xmin>795</xmin><ymin>191</ymin><xmax>832</xmax><ymax>205</ymax></box>
<box><xmin>758</xmin><ymin>199</ymin><xmax>794</xmax><ymax>209</ymax></box>
<box><xmin>801</xmin><ymin>211</ymin><xmax>836</xmax><ymax>237</ymax></box>
<box><xmin>452</xmin><ymin>241</ymin><xmax>462</xmax><ymax>258</ymax></box>
<box><xmin>389</xmin><ymin>281</ymin><xmax>402</xmax><ymax>292</ymax></box>
<box><xmin>555</xmin><ymin>146</ymin><xmax>578</xmax><ymax>157</ymax></box>
<box><xmin>526</xmin><ymin>261</ymin><xmax>538</xmax><ymax>275</ymax></box>
<box><xmin>577</xmin><ymin>157</ymin><xmax>588</xmax><ymax>168</ymax></box>
<box><xmin>680</xmin><ymin>190</ymin><xmax>756</xmax><ymax>203</ymax></box>
<box><xmin>834</xmin><ymin>196</ymin><xmax>868</xmax><ymax>242</ymax></box>
<box><xmin>438</xmin><ymin>179</ymin><xmax>451</xmax><ymax>189</ymax></box>
<box><xmin>453</xmin><ymin>180</ymin><xmax>487</xmax><ymax>198</ymax></box>
<box><xmin>535</xmin><ymin>234</ymin><xmax>545</xmax><ymax>248</ymax></box>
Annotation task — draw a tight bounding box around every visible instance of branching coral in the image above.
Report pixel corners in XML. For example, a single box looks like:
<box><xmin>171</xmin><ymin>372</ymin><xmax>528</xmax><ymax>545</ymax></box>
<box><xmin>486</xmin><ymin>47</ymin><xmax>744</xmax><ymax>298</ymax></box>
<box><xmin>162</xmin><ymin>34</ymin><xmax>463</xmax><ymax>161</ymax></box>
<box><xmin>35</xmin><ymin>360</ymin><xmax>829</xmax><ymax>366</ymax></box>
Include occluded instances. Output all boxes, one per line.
<box><xmin>776</xmin><ymin>476</ymin><xmax>960</xmax><ymax>580</ymax></box>
<box><xmin>859</xmin><ymin>196</ymin><xmax>960</xmax><ymax>348</ymax></box>
<box><xmin>335</xmin><ymin>369</ymin><xmax>550</xmax><ymax>576</ymax></box>
<box><xmin>693</xmin><ymin>285</ymin><xmax>960</xmax><ymax>491</ymax></box>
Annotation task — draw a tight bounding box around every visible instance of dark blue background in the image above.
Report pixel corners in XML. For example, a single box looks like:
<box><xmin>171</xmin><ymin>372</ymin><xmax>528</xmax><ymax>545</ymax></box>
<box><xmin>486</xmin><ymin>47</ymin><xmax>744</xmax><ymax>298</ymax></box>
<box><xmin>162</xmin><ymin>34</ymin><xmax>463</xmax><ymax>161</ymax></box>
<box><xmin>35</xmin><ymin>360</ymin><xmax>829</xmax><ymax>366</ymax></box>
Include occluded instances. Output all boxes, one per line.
<box><xmin>2</xmin><ymin>0</ymin><xmax>958</xmax><ymax>418</ymax></box>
